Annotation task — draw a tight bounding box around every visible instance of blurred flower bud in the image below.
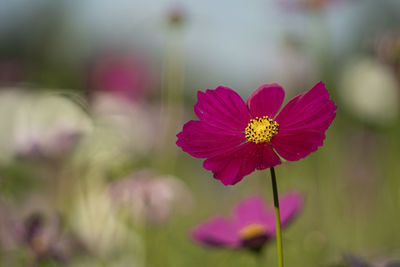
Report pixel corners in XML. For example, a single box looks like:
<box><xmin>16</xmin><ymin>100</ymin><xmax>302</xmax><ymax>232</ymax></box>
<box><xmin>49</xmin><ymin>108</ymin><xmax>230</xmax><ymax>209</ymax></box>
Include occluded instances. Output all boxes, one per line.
<box><xmin>167</xmin><ymin>5</ymin><xmax>186</xmax><ymax>28</ymax></box>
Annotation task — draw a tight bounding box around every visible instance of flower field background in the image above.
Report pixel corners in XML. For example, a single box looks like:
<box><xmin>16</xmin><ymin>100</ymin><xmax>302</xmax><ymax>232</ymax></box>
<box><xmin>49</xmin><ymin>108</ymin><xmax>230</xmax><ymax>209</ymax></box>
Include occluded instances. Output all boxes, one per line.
<box><xmin>0</xmin><ymin>0</ymin><xmax>400</xmax><ymax>266</ymax></box>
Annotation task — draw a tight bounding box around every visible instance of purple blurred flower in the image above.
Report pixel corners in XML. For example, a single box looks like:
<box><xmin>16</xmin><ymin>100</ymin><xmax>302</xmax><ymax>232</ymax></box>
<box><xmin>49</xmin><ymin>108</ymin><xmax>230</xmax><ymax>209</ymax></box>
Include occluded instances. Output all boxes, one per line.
<box><xmin>191</xmin><ymin>193</ymin><xmax>303</xmax><ymax>252</ymax></box>
<box><xmin>345</xmin><ymin>255</ymin><xmax>372</xmax><ymax>267</ymax></box>
<box><xmin>22</xmin><ymin>212</ymin><xmax>85</xmax><ymax>263</ymax></box>
<box><xmin>109</xmin><ymin>170</ymin><xmax>194</xmax><ymax>224</ymax></box>
<box><xmin>344</xmin><ymin>255</ymin><xmax>400</xmax><ymax>267</ymax></box>
<box><xmin>0</xmin><ymin>197</ymin><xmax>85</xmax><ymax>264</ymax></box>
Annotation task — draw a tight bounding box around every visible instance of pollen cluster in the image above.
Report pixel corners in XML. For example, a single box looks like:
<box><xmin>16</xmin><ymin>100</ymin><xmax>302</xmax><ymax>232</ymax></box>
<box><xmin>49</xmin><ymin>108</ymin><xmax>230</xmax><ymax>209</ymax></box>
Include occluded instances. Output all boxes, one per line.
<box><xmin>239</xmin><ymin>224</ymin><xmax>267</xmax><ymax>240</ymax></box>
<box><xmin>245</xmin><ymin>116</ymin><xmax>279</xmax><ymax>144</ymax></box>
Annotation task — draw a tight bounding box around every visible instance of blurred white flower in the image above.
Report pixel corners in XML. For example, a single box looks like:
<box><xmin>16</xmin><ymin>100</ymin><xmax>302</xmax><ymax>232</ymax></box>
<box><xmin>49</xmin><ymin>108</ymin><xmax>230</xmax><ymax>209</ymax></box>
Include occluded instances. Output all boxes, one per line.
<box><xmin>0</xmin><ymin>89</ymin><xmax>25</xmax><ymax>163</ymax></box>
<box><xmin>339</xmin><ymin>58</ymin><xmax>400</xmax><ymax>126</ymax></box>
<box><xmin>109</xmin><ymin>170</ymin><xmax>194</xmax><ymax>224</ymax></box>
<box><xmin>0</xmin><ymin>89</ymin><xmax>92</xmax><ymax>163</ymax></box>
<box><xmin>78</xmin><ymin>93</ymin><xmax>156</xmax><ymax>167</ymax></box>
<box><xmin>71</xmin><ymin>184</ymin><xmax>142</xmax><ymax>256</ymax></box>
<box><xmin>13</xmin><ymin>92</ymin><xmax>92</xmax><ymax>160</ymax></box>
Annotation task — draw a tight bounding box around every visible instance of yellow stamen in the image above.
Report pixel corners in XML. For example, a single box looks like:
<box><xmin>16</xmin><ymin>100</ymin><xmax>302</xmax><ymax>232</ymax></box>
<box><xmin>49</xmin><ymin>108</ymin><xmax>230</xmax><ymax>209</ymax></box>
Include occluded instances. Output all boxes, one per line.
<box><xmin>31</xmin><ymin>235</ymin><xmax>48</xmax><ymax>254</ymax></box>
<box><xmin>239</xmin><ymin>223</ymin><xmax>267</xmax><ymax>240</ymax></box>
<box><xmin>245</xmin><ymin>116</ymin><xmax>279</xmax><ymax>144</ymax></box>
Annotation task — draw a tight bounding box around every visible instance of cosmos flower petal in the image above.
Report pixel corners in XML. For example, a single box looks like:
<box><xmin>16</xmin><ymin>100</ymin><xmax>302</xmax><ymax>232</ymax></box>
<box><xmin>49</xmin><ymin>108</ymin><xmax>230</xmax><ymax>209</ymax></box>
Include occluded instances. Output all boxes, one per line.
<box><xmin>278</xmin><ymin>192</ymin><xmax>304</xmax><ymax>226</ymax></box>
<box><xmin>261</xmin><ymin>192</ymin><xmax>304</xmax><ymax>236</ymax></box>
<box><xmin>176</xmin><ymin>120</ymin><xmax>245</xmax><ymax>158</ymax></box>
<box><xmin>203</xmin><ymin>142</ymin><xmax>260</xmax><ymax>185</ymax></box>
<box><xmin>191</xmin><ymin>216</ymin><xmax>240</xmax><ymax>247</ymax></box>
<box><xmin>275</xmin><ymin>82</ymin><xmax>337</xmax><ymax>132</ymax></box>
<box><xmin>233</xmin><ymin>195</ymin><xmax>272</xmax><ymax>230</ymax></box>
<box><xmin>271</xmin><ymin>129</ymin><xmax>326</xmax><ymax>161</ymax></box>
<box><xmin>194</xmin><ymin>86</ymin><xmax>251</xmax><ymax>131</ymax></box>
<box><xmin>247</xmin><ymin>83</ymin><xmax>285</xmax><ymax>118</ymax></box>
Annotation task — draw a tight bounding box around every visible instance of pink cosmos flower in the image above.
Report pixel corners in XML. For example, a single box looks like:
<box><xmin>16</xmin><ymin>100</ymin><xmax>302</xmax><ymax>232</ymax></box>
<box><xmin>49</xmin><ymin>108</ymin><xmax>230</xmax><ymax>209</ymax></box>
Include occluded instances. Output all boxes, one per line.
<box><xmin>191</xmin><ymin>193</ymin><xmax>303</xmax><ymax>252</ymax></box>
<box><xmin>88</xmin><ymin>51</ymin><xmax>151</xmax><ymax>102</ymax></box>
<box><xmin>176</xmin><ymin>82</ymin><xmax>336</xmax><ymax>185</ymax></box>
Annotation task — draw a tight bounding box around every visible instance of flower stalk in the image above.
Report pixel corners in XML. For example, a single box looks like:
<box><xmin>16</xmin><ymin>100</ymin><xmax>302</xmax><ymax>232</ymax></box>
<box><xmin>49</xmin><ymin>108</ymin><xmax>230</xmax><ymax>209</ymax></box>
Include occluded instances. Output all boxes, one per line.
<box><xmin>270</xmin><ymin>167</ymin><xmax>284</xmax><ymax>267</ymax></box>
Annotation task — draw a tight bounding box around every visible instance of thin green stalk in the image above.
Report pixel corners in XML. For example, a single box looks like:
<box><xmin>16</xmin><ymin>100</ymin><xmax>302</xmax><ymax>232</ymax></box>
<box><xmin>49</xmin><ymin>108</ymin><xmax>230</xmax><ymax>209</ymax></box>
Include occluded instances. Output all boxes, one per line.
<box><xmin>270</xmin><ymin>167</ymin><xmax>284</xmax><ymax>267</ymax></box>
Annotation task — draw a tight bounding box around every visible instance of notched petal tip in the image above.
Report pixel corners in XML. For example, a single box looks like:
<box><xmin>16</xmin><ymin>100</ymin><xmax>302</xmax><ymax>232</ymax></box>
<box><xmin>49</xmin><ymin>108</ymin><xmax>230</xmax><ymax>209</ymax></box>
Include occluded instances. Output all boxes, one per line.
<box><xmin>247</xmin><ymin>83</ymin><xmax>285</xmax><ymax>119</ymax></box>
<box><xmin>194</xmin><ymin>85</ymin><xmax>251</xmax><ymax>131</ymax></box>
<box><xmin>272</xmin><ymin>81</ymin><xmax>336</xmax><ymax>161</ymax></box>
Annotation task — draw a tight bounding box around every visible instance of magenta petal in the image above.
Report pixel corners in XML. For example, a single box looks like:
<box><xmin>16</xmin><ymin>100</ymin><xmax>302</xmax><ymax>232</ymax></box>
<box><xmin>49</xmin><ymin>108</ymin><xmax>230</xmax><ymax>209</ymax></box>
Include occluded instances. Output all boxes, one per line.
<box><xmin>233</xmin><ymin>195</ymin><xmax>272</xmax><ymax>230</ymax></box>
<box><xmin>247</xmin><ymin>84</ymin><xmax>285</xmax><ymax>119</ymax></box>
<box><xmin>203</xmin><ymin>142</ymin><xmax>261</xmax><ymax>185</ymax></box>
<box><xmin>278</xmin><ymin>192</ymin><xmax>304</xmax><ymax>227</ymax></box>
<box><xmin>272</xmin><ymin>82</ymin><xmax>336</xmax><ymax>161</ymax></box>
<box><xmin>261</xmin><ymin>192</ymin><xmax>304</xmax><ymax>236</ymax></box>
<box><xmin>194</xmin><ymin>86</ymin><xmax>251</xmax><ymax>132</ymax></box>
<box><xmin>191</xmin><ymin>216</ymin><xmax>239</xmax><ymax>247</ymax></box>
<box><xmin>176</xmin><ymin>120</ymin><xmax>245</xmax><ymax>158</ymax></box>
<box><xmin>203</xmin><ymin>142</ymin><xmax>281</xmax><ymax>185</ymax></box>
<box><xmin>275</xmin><ymin>82</ymin><xmax>337</xmax><ymax>132</ymax></box>
<box><xmin>254</xmin><ymin>143</ymin><xmax>282</xmax><ymax>170</ymax></box>
<box><xmin>271</xmin><ymin>129</ymin><xmax>326</xmax><ymax>161</ymax></box>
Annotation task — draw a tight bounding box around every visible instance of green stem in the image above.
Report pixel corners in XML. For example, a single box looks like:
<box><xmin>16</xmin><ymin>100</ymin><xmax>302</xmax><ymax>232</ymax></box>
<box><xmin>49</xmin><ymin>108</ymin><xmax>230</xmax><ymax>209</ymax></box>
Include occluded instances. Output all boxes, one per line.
<box><xmin>270</xmin><ymin>167</ymin><xmax>284</xmax><ymax>267</ymax></box>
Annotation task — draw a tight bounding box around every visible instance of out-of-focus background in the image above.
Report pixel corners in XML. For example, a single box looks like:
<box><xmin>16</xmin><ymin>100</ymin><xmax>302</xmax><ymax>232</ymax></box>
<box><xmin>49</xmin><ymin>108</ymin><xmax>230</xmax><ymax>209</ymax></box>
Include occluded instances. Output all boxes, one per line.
<box><xmin>0</xmin><ymin>0</ymin><xmax>400</xmax><ymax>266</ymax></box>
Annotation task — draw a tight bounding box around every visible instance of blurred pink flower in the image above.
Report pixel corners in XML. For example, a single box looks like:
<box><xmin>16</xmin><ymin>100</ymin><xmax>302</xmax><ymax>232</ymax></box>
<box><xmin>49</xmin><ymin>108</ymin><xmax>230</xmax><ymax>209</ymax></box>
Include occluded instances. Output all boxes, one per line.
<box><xmin>191</xmin><ymin>193</ymin><xmax>303</xmax><ymax>252</ymax></box>
<box><xmin>0</xmin><ymin>59</ymin><xmax>24</xmax><ymax>86</ymax></box>
<box><xmin>344</xmin><ymin>254</ymin><xmax>400</xmax><ymax>267</ymax></box>
<box><xmin>278</xmin><ymin>0</ymin><xmax>344</xmax><ymax>11</ymax></box>
<box><xmin>109</xmin><ymin>170</ymin><xmax>194</xmax><ymax>224</ymax></box>
<box><xmin>177</xmin><ymin>82</ymin><xmax>336</xmax><ymax>185</ymax></box>
<box><xmin>88</xmin><ymin>50</ymin><xmax>152</xmax><ymax>102</ymax></box>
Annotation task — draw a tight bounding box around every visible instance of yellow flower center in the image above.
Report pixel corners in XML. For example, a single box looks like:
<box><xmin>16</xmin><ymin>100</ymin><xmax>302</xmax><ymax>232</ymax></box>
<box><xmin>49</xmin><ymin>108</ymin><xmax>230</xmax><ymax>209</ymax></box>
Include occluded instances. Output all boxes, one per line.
<box><xmin>239</xmin><ymin>224</ymin><xmax>267</xmax><ymax>240</ymax></box>
<box><xmin>245</xmin><ymin>116</ymin><xmax>279</xmax><ymax>144</ymax></box>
